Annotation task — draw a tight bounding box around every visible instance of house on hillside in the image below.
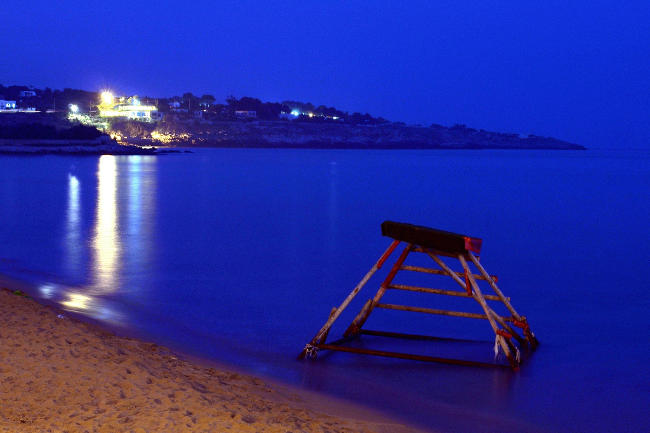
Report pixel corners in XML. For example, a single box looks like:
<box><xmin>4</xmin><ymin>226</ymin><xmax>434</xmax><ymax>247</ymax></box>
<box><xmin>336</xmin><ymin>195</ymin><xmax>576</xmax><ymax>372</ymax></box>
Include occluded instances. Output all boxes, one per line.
<box><xmin>19</xmin><ymin>90</ymin><xmax>36</xmax><ymax>98</ymax></box>
<box><xmin>98</xmin><ymin>94</ymin><xmax>159</xmax><ymax>122</ymax></box>
<box><xmin>0</xmin><ymin>100</ymin><xmax>17</xmax><ymax>111</ymax></box>
<box><xmin>235</xmin><ymin>110</ymin><xmax>256</xmax><ymax>119</ymax></box>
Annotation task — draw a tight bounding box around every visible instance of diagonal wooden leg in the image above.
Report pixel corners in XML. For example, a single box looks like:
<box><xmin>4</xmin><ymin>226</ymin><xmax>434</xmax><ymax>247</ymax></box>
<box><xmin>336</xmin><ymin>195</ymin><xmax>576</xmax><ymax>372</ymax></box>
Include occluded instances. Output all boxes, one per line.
<box><xmin>488</xmin><ymin>306</ymin><xmax>527</xmax><ymax>348</ymax></box>
<box><xmin>298</xmin><ymin>240</ymin><xmax>400</xmax><ymax>359</ymax></box>
<box><xmin>426</xmin><ymin>251</ymin><xmax>470</xmax><ymax>289</ymax></box>
<box><xmin>427</xmin><ymin>250</ymin><xmax>527</xmax><ymax>349</ymax></box>
<box><xmin>343</xmin><ymin>244</ymin><xmax>413</xmax><ymax>337</ymax></box>
<box><xmin>459</xmin><ymin>254</ymin><xmax>517</xmax><ymax>368</ymax></box>
<box><xmin>317</xmin><ymin>307</ymin><xmax>338</xmax><ymax>345</ymax></box>
<box><xmin>468</xmin><ymin>253</ymin><xmax>538</xmax><ymax>348</ymax></box>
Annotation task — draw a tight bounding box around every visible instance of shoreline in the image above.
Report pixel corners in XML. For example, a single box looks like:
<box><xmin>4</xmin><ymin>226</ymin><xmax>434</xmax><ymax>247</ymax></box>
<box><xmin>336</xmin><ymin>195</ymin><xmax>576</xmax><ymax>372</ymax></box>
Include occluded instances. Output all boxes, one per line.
<box><xmin>0</xmin><ymin>143</ymin><xmax>586</xmax><ymax>156</ymax></box>
<box><xmin>0</xmin><ymin>281</ymin><xmax>427</xmax><ymax>432</ymax></box>
<box><xmin>0</xmin><ymin>139</ymin><xmax>157</xmax><ymax>155</ymax></box>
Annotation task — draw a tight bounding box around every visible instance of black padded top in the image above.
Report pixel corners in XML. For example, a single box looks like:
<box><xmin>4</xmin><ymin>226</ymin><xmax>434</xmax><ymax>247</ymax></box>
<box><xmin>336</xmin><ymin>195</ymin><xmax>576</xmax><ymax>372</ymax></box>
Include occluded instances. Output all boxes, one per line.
<box><xmin>381</xmin><ymin>221</ymin><xmax>482</xmax><ymax>255</ymax></box>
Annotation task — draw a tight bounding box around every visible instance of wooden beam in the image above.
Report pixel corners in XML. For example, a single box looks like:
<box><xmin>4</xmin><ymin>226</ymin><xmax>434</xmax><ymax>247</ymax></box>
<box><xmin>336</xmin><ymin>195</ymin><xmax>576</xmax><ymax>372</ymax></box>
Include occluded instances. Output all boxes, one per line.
<box><xmin>343</xmin><ymin>244</ymin><xmax>413</xmax><ymax>337</ymax></box>
<box><xmin>316</xmin><ymin>344</ymin><xmax>509</xmax><ymax>369</ymax></box>
<box><xmin>467</xmin><ymin>253</ymin><xmax>521</xmax><ymax>320</ymax></box>
<box><xmin>401</xmin><ymin>265</ymin><xmax>497</xmax><ymax>282</ymax></box>
<box><xmin>375</xmin><ymin>303</ymin><xmax>513</xmax><ymax>320</ymax></box>
<box><xmin>459</xmin><ymin>254</ymin><xmax>515</xmax><ymax>365</ymax></box>
<box><xmin>343</xmin><ymin>298</ymin><xmax>373</xmax><ymax>337</ymax></box>
<box><xmin>388</xmin><ymin>284</ymin><xmax>504</xmax><ymax>301</ymax></box>
<box><xmin>467</xmin><ymin>253</ymin><xmax>538</xmax><ymax>349</ymax></box>
<box><xmin>360</xmin><ymin>329</ymin><xmax>483</xmax><ymax>343</ymax></box>
<box><xmin>317</xmin><ymin>307</ymin><xmax>338</xmax><ymax>345</ymax></box>
<box><xmin>298</xmin><ymin>240</ymin><xmax>400</xmax><ymax>359</ymax></box>
<box><xmin>425</xmin><ymin>251</ymin><xmax>472</xmax><ymax>291</ymax></box>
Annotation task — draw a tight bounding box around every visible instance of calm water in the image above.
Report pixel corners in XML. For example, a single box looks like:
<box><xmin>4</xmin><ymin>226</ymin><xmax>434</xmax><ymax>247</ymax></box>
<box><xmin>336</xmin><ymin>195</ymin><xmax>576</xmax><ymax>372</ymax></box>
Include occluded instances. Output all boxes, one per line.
<box><xmin>0</xmin><ymin>149</ymin><xmax>648</xmax><ymax>432</ymax></box>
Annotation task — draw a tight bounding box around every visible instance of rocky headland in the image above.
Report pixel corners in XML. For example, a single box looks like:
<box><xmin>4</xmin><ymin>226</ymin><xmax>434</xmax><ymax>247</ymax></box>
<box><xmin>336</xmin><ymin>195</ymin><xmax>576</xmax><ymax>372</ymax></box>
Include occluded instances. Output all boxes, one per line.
<box><xmin>0</xmin><ymin>112</ymin><xmax>585</xmax><ymax>153</ymax></box>
<box><xmin>114</xmin><ymin>117</ymin><xmax>585</xmax><ymax>150</ymax></box>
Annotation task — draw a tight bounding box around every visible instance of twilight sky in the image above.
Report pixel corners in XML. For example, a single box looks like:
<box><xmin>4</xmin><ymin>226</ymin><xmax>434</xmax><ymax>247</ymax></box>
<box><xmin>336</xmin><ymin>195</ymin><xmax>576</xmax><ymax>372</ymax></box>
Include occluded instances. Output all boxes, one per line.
<box><xmin>2</xmin><ymin>1</ymin><xmax>648</xmax><ymax>148</ymax></box>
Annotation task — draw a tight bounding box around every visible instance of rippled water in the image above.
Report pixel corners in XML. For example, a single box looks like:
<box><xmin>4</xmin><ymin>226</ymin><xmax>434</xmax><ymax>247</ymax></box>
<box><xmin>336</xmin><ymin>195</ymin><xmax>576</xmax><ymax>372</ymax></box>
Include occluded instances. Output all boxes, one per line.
<box><xmin>0</xmin><ymin>149</ymin><xmax>648</xmax><ymax>432</ymax></box>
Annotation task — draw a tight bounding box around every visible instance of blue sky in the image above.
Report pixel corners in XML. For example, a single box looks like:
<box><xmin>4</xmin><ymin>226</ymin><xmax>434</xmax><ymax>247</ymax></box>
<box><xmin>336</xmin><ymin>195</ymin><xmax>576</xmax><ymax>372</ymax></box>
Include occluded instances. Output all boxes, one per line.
<box><xmin>2</xmin><ymin>0</ymin><xmax>648</xmax><ymax>148</ymax></box>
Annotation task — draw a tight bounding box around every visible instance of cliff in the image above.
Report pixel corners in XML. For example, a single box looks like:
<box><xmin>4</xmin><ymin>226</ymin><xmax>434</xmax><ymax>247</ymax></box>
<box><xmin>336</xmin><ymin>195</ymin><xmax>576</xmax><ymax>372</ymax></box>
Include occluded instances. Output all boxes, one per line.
<box><xmin>0</xmin><ymin>114</ymin><xmax>155</xmax><ymax>155</ymax></box>
<box><xmin>119</xmin><ymin>118</ymin><xmax>585</xmax><ymax>150</ymax></box>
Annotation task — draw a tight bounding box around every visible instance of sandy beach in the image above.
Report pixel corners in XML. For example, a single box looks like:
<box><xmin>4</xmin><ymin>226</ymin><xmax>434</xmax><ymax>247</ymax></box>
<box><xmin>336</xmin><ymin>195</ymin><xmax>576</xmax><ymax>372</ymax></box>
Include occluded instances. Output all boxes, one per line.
<box><xmin>0</xmin><ymin>288</ymin><xmax>424</xmax><ymax>433</ymax></box>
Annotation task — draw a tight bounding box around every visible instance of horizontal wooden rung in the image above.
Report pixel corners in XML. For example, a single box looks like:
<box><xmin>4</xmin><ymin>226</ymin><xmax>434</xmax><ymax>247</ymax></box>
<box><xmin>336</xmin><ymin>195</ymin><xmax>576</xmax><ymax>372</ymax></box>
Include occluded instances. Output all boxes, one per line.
<box><xmin>401</xmin><ymin>265</ymin><xmax>498</xmax><ymax>282</ymax></box>
<box><xmin>410</xmin><ymin>246</ymin><xmax>459</xmax><ymax>259</ymax></box>
<box><xmin>388</xmin><ymin>284</ymin><xmax>505</xmax><ymax>301</ymax></box>
<box><xmin>375</xmin><ymin>303</ymin><xmax>514</xmax><ymax>322</ymax></box>
<box><xmin>360</xmin><ymin>329</ymin><xmax>485</xmax><ymax>343</ymax></box>
<box><xmin>316</xmin><ymin>343</ymin><xmax>508</xmax><ymax>368</ymax></box>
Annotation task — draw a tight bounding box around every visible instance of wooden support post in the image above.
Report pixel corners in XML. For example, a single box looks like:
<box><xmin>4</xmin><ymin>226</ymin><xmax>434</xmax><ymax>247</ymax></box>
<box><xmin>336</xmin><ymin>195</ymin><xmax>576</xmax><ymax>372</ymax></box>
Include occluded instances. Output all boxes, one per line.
<box><xmin>487</xmin><ymin>305</ymin><xmax>527</xmax><ymax>347</ymax></box>
<box><xmin>343</xmin><ymin>298</ymin><xmax>373</xmax><ymax>337</ymax></box>
<box><xmin>468</xmin><ymin>253</ymin><xmax>521</xmax><ymax>320</ymax></box>
<box><xmin>317</xmin><ymin>307</ymin><xmax>338</xmax><ymax>345</ymax></box>
<box><xmin>459</xmin><ymin>254</ymin><xmax>516</xmax><ymax>367</ymax></box>
<box><xmin>426</xmin><ymin>249</ymin><xmax>523</xmax><ymax>365</ymax></box>
<box><xmin>468</xmin><ymin>253</ymin><xmax>538</xmax><ymax>348</ymax></box>
<box><xmin>343</xmin><ymin>244</ymin><xmax>413</xmax><ymax>337</ymax></box>
<box><xmin>298</xmin><ymin>240</ymin><xmax>400</xmax><ymax>359</ymax></box>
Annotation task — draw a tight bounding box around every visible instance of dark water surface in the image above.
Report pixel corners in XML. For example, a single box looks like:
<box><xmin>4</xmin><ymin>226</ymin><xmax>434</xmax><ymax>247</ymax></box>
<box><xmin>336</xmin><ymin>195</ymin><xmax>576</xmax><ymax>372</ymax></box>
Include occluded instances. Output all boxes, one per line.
<box><xmin>0</xmin><ymin>149</ymin><xmax>648</xmax><ymax>432</ymax></box>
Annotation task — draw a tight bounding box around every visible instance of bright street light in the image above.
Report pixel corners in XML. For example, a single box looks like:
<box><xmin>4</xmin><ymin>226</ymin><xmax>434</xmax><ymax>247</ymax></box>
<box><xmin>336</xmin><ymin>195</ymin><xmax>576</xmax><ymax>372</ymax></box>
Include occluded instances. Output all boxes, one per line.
<box><xmin>101</xmin><ymin>91</ymin><xmax>114</xmax><ymax>106</ymax></box>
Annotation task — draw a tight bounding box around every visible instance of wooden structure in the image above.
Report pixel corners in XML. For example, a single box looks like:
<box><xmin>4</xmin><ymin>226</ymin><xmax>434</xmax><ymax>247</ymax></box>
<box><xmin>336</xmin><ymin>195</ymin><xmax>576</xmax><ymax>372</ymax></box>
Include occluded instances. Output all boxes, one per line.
<box><xmin>299</xmin><ymin>221</ymin><xmax>538</xmax><ymax>369</ymax></box>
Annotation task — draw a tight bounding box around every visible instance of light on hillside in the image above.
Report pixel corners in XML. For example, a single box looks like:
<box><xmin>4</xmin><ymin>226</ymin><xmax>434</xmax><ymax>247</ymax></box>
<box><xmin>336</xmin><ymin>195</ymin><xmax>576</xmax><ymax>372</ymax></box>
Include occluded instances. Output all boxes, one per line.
<box><xmin>101</xmin><ymin>91</ymin><xmax>114</xmax><ymax>106</ymax></box>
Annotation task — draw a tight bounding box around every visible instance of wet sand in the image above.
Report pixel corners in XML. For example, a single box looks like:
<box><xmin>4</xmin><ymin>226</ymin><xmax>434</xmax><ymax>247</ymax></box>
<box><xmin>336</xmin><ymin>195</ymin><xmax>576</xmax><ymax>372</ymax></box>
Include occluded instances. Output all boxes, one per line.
<box><xmin>0</xmin><ymin>288</ymin><xmax>425</xmax><ymax>432</ymax></box>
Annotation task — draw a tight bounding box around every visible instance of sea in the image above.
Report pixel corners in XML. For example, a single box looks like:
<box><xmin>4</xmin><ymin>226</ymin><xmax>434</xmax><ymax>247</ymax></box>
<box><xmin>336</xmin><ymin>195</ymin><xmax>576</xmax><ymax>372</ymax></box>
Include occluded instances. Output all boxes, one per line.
<box><xmin>0</xmin><ymin>149</ymin><xmax>648</xmax><ymax>432</ymax></box>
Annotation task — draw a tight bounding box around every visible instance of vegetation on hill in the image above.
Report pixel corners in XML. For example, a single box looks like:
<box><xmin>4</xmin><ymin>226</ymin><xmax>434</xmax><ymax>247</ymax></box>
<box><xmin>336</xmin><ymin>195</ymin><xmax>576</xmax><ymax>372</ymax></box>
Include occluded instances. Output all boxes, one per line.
<box><xmin>0</xmin><ymin>83</ymin><xmax>585</xmax><ymax>149</ymax></box>
<box><xmin>0</xmin><ymin>122</ymin><xmax>104</xmax><ymax>140</ymax></box>
<box><xmin>1</xmin><ymin>84</ymin><xmax>390</xmax><ymax>125</ymax></box>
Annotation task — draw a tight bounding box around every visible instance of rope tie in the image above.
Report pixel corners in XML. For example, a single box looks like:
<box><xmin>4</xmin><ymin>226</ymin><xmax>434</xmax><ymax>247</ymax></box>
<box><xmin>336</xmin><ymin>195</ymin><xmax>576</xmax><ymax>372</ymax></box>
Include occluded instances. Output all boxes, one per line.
<box><xmin>496</xmin><ymin>329</ymin><xmax>512</xmax><ymax>339</ymax></box>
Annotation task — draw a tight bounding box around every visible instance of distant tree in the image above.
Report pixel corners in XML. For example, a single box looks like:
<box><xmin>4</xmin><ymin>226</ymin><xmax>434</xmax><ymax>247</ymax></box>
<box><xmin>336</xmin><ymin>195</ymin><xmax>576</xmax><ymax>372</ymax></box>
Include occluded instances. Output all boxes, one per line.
<box><xmin>182</xmin><ymin>92</ymin><xmax>200</xmax><ymax>112</ymax></box>
<box><xmin>156</xmin><ymin>98</ymin><xmax>170</xmax><ymax>113</ymax></box>
<box><xmin>199</xmin><ymin>94</ymin><xmax>216</xmax><ymax>107</ymax></box>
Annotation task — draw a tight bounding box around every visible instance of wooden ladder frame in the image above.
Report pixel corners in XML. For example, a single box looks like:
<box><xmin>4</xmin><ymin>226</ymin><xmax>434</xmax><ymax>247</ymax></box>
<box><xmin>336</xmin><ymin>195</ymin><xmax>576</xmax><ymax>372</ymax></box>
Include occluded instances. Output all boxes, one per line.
<box><xmin>299</xmin><ymin>241</ymin><xmax>538</xmax><ymax>370</ymax></box>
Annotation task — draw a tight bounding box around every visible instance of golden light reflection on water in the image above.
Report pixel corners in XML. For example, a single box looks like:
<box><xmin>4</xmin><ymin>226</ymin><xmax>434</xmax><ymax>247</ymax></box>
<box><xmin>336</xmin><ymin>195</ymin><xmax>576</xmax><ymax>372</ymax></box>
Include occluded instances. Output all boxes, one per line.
<box><xmin>93</xmin><ymin>155</ymin><xmax>121</xmax><ymax>291</ymax></box>
<box><xmin>64</xmin><ymin>174</ymin><xmax>81</xmax><ymax>274</ymax></box>
<box><xmin>56</xmin><ymin>155</ymin><xmax>156</xmax><ymax>324</ymax></box>
<box><xmin>61</xmin><ymin>293</ymin><xmax>91</xmax><ymax>310</ymax></box>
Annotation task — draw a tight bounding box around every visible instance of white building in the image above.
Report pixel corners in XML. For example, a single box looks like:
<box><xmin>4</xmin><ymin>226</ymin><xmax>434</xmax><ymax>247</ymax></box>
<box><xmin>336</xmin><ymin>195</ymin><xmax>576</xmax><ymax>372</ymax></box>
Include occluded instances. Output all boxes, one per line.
<box><xmin>235</xmin><ymin>110</ymin><xmax>256</xmax><ymax>119</ymax></box>
<box><xmin>98</xmin><ymin>94</ymin><xmax>159</xmax><ymax>122</ymax></box>
<box><xmin>19</xmin><ymin>90</ymin><xmax>36</xmax><ymax>98</ymax></box>
<box><xmin>0</xmin><ymin>100</ymin><xmax>17</xmax><ymax>110</ymax></box>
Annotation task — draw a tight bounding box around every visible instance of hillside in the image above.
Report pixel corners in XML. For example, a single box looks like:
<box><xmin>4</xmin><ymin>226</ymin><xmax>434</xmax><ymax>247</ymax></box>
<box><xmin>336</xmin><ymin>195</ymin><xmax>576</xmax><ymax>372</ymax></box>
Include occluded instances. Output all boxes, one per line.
<box><xmin>114</xmin><ymin>116</ymin><xmax>585</xmax><ymax>150</ymax></box>
<box><xmin>1</xmin><ymin>84</ymin><xmax>585</xmax><ymax>150</ymax></box>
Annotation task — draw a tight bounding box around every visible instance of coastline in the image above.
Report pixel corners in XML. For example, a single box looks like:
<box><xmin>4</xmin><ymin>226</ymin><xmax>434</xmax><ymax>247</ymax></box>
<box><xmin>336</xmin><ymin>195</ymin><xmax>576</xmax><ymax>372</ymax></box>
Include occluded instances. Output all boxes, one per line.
<box><xmin>0</xmin><ymin>138</ymin><xmax>157</xmax><ymax>155</ymax></box>
<box><xmin>0</xmin><ymin>113</ymin><xmax>585</xmax><ymax>152</ymax></box>
<box><xmin>125</xmin><ymin>139</ymin><xmax>587</xmax><ymax>150</ymax></box>
<box><xmin>0</xmin><ymin>282</ymin><xmax>427</xmax><ymax>432</ymax></box>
